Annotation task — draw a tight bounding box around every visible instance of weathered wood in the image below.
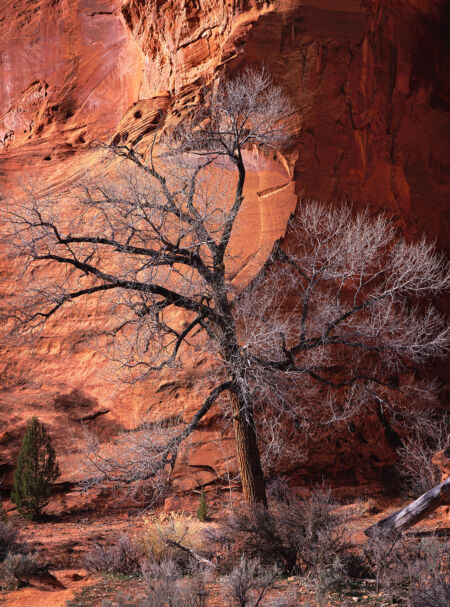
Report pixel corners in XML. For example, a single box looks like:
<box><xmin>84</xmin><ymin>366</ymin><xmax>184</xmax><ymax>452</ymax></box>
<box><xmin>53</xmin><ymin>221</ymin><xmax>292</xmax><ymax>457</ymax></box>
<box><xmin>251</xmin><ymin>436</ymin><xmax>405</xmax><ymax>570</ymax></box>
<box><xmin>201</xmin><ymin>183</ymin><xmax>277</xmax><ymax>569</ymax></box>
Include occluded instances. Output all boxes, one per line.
<box><xmin>165</xmin><ymin>538</ymin><xmax>215</xmax><ymax>568</ymax></box>
<box><xmin>365</xmin><ymin>477</ymin><xmax>450</xmax><ymax>536</ymax></box>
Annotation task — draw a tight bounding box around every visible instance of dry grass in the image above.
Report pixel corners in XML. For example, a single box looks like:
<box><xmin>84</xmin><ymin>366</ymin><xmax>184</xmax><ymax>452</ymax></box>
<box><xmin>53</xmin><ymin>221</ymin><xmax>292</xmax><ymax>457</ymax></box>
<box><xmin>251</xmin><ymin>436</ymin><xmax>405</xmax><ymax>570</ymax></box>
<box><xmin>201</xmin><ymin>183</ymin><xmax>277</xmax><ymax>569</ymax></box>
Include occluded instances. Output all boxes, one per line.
<box><xmin>135</xmin><ymin>512</ymin><xmax>206</xmax><ymax>568</ymax></box>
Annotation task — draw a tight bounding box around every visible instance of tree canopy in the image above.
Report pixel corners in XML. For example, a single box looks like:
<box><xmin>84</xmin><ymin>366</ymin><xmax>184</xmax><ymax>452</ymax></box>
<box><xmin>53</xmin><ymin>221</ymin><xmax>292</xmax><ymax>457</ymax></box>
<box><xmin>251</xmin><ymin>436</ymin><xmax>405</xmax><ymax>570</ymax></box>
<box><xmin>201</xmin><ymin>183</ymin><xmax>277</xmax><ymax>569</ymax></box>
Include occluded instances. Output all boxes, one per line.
<box><xmin>2</xmin><ymin>68</ymin><xmax>449</xmax><ymax>505</ymax></box>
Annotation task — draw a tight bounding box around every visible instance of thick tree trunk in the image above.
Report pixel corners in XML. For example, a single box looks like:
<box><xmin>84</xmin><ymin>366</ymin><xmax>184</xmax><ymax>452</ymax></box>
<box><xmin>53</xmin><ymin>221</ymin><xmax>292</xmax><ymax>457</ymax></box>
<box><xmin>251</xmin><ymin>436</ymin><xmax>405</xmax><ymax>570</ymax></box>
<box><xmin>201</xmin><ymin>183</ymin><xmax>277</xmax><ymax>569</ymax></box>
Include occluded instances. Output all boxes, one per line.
<box><xmin>230</xmin><ymin>391</ymin><xmax>267</xmax><ymax>506</ymax></box>
<box><xmin>365</xmin><ymin>477</ymin><xmax>450</xmax><ymax>536</ymax></box>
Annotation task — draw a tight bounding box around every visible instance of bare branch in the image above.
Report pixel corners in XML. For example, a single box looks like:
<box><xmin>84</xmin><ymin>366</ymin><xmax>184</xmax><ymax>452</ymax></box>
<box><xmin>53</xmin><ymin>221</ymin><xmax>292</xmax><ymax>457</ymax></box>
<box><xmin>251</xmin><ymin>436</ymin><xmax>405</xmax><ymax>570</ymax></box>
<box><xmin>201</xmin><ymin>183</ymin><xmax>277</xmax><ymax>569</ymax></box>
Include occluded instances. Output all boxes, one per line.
<box><xmin>1</xmin><ymin>70</ymin><xmax>447</xmax><ymax>507</ymax></box>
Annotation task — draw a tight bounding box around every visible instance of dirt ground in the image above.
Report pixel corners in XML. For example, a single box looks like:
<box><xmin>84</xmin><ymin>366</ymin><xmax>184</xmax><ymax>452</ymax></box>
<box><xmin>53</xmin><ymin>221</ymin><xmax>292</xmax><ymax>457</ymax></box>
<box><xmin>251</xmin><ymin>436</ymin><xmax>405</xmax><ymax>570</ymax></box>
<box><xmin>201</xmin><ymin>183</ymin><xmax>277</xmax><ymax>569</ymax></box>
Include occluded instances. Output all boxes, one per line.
<box><xmin>0</xmin><ymin>499</ymin><xmax>448</xmax><ymax>607</ymax></box>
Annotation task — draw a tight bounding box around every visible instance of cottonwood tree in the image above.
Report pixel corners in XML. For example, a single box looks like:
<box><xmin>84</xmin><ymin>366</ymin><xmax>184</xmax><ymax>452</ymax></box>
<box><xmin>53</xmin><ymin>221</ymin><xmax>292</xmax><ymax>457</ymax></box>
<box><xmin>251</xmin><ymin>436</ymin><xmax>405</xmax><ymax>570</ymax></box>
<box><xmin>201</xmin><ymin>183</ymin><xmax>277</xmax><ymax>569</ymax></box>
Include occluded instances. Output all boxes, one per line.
<box><xmin>2</xmin><ymin>69</ymin><xmax>449</xmax><ymax>506</ymax></box>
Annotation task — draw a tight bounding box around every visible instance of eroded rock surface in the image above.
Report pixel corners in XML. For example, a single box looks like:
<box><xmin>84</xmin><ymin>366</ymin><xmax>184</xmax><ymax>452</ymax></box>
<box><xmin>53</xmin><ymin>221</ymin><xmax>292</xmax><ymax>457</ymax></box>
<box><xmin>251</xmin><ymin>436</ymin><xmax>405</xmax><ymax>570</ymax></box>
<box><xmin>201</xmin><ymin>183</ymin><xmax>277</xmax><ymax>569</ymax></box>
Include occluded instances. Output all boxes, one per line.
<box><xmin>0</xmin><ymin>0</ymin><xmax>449</xmax><ymax>499</ymax></box>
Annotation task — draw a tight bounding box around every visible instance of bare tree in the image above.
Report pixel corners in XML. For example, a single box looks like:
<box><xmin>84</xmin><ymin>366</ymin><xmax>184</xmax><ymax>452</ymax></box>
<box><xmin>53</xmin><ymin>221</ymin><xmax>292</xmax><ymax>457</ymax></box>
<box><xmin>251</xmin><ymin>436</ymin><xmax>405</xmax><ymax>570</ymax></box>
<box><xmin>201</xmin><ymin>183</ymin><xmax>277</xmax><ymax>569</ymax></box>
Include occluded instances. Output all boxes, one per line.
<box><xmin>1</xmin><ymin>68</ymin><xmax>449</xmax><ymax>507</ymax></box>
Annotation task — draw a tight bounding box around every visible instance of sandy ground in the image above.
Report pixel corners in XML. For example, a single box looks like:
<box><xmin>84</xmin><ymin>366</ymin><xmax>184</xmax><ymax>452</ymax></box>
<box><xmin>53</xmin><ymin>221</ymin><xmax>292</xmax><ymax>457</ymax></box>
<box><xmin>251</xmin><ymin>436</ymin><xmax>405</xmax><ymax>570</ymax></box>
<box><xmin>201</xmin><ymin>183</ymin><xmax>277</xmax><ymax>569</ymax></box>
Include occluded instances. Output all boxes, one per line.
<box><xmin>0</xmin><ymin>570</ymin><xmax>95</xmax><ymax>607</ymax></box>
<box><xmin>0</xmin><ymin>501</ymin><xmax>448</xmax><ymax>606</ymax></box>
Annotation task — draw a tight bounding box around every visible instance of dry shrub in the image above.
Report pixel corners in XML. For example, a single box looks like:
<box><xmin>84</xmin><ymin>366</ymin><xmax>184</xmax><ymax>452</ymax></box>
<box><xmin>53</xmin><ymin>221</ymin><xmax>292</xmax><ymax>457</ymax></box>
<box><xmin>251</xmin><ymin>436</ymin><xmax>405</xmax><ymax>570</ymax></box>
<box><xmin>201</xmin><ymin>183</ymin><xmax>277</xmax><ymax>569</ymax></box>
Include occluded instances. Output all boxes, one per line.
<box><xmin>312</xmin><ymin>557</ymin><xmax>351</xmax><ymax>607</ymax></box>
<box><xmin>407</xmin><ymin>537</ymin><xmax>450</xmax><ymax>607</ymax></box>
<box><xmin>141</xmin><ymin>558</ymin><xmax>210</xmax><ymax>607</ymax></box>
<box><xmin>207</xmin><ymin>489</ymin><xmax>350</xmax><ymax>576</ymax></box>
<box><xmin>409</xmin><ymin>577</ymin><xmax>450</xmax><ymax>607</ymax></box>
<box><xmin>222</xmin><ymin>556</ymin><xmax>279</xmax><ymax>607</ymax></box>
<box><xmin>84</xmin><ymin>534</ymin><xmax>143</xmax><ymax>575</ymax></box>
<box><xmin>364</xmin><ymin>533</ymin><xmax>449</xmax><ymax>604</ymax></box>
<box><xmin>0</xmin><ymin>552</ymin><xmax>40</xmax><ymax>589</ymax></box>
<box><xmin>0</xmin><ymin>521</ymin><xmax>20</xmax><ymax>562</ymax></box>
<box><xmin>364</xmin><ymin>532</ymin><xmax>418</xmax><ymax>600</ymax></box>
<box><xmin>265</xmin><ymin>478</ymin><xmax>291</xmax><ymax>503</ymax></box>
<box><xmin>135</xmin><ymin>513</ymin><xmax>205</xmax><ymax>568</ymax></box>
<box><xmin>0</xmin><ymin>520</ymin><xmax>31</xmax><ymax>590</ymax></box>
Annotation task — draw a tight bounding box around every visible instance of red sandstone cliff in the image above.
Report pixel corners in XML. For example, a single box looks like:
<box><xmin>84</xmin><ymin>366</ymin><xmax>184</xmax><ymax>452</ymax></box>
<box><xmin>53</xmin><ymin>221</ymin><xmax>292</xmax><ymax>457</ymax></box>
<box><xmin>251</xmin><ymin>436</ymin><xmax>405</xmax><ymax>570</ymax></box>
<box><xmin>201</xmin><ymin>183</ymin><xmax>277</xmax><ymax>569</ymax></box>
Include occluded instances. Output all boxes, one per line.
<box><xmin>0</xmin><ymin>0</ymin><xmax>449</xmax><ymax>500</ymax></box>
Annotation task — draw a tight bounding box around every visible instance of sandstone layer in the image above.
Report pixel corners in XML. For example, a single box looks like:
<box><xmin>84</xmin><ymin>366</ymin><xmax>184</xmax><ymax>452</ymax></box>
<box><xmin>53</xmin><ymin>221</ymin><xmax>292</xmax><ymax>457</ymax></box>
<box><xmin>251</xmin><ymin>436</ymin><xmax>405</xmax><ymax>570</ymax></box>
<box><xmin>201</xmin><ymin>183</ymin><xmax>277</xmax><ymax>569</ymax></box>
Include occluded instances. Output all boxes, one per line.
<box><xmin>0</xmin><ymin>0</ymin><xmax>449</xmax><ymax>499</ymax></box>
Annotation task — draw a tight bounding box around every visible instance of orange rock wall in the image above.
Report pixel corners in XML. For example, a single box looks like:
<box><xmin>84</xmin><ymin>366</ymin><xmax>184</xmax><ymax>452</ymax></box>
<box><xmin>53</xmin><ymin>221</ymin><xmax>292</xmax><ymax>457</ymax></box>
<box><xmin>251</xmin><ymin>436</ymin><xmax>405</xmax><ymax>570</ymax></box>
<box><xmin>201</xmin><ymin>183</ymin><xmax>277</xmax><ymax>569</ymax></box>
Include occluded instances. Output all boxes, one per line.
<box><xmin>0</xmin><ymin>0</ymin><xmax>449</xmax><ymax>496</ymax></box>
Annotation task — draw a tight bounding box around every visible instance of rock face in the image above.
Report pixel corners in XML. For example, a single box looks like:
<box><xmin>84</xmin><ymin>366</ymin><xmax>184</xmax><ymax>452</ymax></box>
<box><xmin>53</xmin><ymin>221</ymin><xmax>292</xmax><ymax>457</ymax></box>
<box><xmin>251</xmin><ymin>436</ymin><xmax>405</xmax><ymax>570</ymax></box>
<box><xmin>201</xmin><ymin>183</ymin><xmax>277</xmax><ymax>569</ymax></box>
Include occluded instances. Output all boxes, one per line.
<box><xmin>0</xmin><ymin>0</ymin><xmax>449</xmax><ymax>498</ymax></box>
<box><xmin>433</xmin><ymin>447</ymin><xmax>450</xmax><ymax>482</ymax></box>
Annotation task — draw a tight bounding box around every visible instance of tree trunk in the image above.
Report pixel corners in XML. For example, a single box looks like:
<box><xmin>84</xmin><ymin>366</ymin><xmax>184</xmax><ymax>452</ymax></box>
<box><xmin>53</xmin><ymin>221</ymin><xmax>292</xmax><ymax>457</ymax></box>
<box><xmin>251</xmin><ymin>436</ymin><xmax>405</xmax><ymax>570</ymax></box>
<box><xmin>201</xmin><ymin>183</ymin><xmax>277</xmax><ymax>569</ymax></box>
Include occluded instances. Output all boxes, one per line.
<box><xmin>365</xmin><ymin>477</ymin><xmax>450</xmax><ymax>536</ymax></box>
<box><xmin>230</xmin><ymin>390</ymin><xmax>267</xmax><ymax>506</ymax></box>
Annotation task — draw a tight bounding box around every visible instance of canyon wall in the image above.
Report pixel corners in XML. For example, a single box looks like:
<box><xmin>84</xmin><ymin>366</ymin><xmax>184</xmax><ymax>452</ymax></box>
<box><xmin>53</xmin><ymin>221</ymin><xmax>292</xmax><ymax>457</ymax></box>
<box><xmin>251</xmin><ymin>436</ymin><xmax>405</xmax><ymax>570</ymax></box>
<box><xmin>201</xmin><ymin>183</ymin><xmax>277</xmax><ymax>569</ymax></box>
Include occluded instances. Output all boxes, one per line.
<box><xmin>0</xmin><ymin>0</ymin><xmax>449</xmax><ymax>500</ymax></box>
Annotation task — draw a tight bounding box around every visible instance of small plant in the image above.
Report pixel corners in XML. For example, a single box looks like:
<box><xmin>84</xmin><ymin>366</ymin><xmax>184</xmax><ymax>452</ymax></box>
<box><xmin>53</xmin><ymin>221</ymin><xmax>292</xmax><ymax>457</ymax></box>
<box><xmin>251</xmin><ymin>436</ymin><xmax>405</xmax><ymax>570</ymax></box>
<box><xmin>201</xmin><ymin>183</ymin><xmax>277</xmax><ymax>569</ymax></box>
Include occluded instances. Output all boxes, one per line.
<box><xmin>196</xmin><ymin>488</ymin><xmax>208</xmax><ymax>522</ymax></box>
<box><xmin>11</xmin><ymin>416</ymin><xmax>60</xmax><ymax>520</ymax></box>
<box><xmin>84</xmin><ymin>534</ymin><xmax>143</xmax><ymax>575</ymax></box>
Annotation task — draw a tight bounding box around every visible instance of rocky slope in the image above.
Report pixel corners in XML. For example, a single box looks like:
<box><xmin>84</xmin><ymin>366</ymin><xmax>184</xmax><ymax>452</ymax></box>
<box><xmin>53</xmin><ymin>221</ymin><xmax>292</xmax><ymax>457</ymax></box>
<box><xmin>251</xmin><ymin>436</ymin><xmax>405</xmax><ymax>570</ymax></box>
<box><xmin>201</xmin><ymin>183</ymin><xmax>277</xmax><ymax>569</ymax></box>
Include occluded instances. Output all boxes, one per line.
<box><xmin>0</xmin><ymin>0</ymin><xmax>449</xmax><ymax>500</ymax></box>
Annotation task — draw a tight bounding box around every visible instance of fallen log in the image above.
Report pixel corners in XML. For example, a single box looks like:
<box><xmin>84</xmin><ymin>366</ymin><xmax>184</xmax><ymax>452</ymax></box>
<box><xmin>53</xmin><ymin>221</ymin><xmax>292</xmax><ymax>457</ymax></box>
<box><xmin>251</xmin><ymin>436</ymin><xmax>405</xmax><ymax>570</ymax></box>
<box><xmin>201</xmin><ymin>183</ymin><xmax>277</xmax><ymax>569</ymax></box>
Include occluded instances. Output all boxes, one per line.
<box><xmin>365</xmin><ymin>477</ymin><xmax>450</xmax><ymax>536</ymax></box>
